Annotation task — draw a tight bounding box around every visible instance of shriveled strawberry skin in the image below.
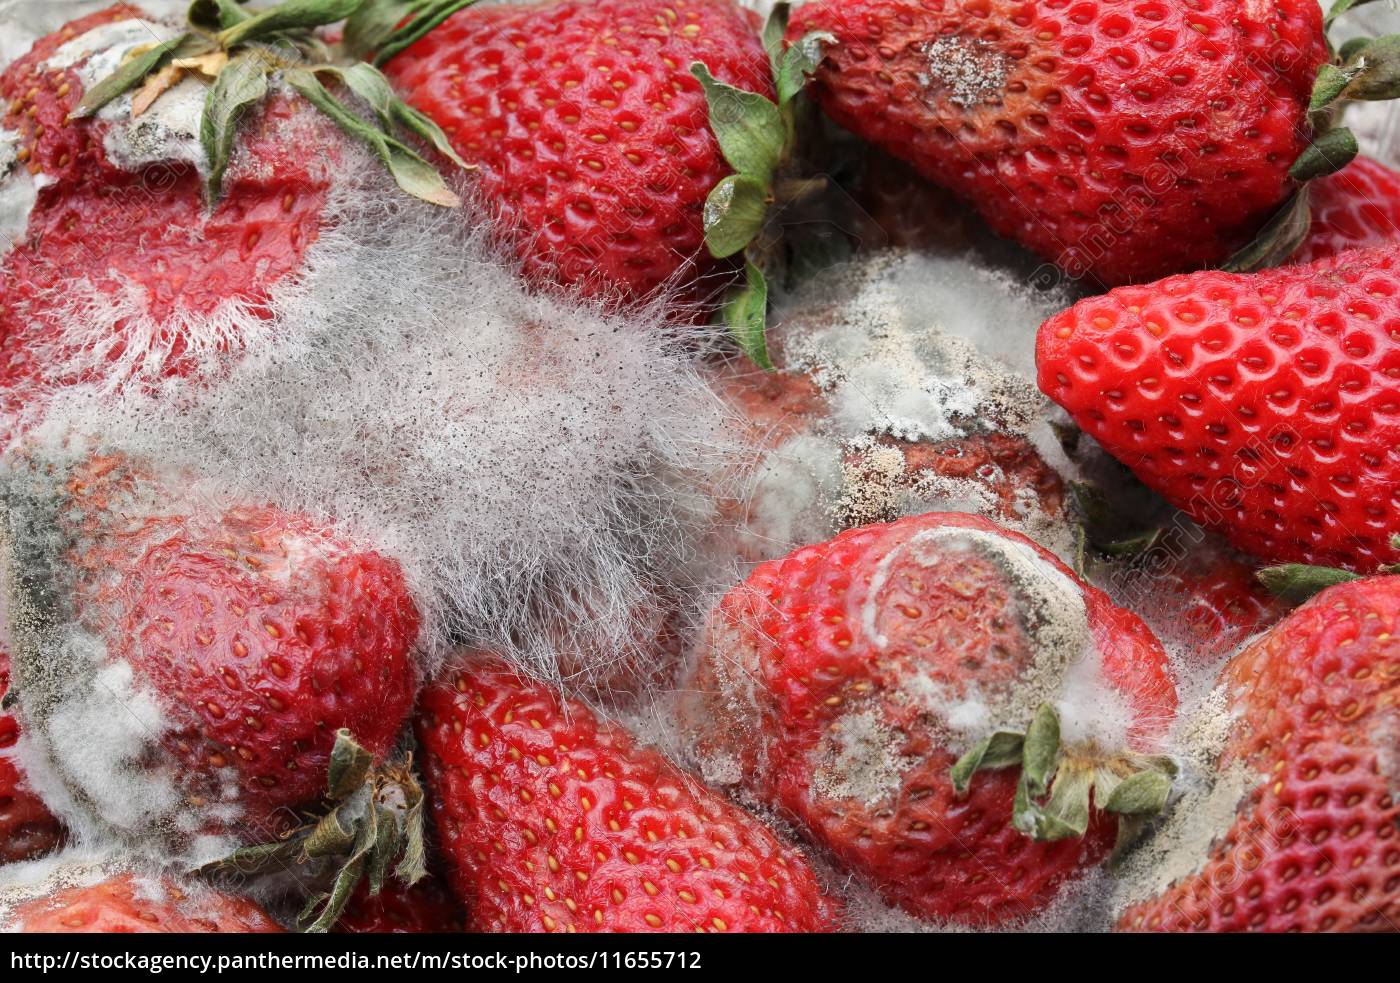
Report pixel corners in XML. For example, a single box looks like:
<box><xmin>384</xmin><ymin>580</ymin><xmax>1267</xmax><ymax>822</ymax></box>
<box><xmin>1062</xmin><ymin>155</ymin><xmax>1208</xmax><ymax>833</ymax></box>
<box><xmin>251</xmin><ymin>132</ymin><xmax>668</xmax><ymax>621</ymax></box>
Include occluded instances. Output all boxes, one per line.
<box><xmin>38</xmin><ymin>454</ymin><xmax>420</xmax><ymax>837</ymax></box>
<box><xmin>335</xmin><ymin>876</ymin><xmax>464</xmax><ymax>934</ymax></box>
<box><xmin>790</xmin><ymin>0</ymin><xmax>1326</xmax><ymax>286</ymax></box>
<box><xmin>416</xmin><ymin>659</ymin><xmax>840</xmax><ymax>933</ymax></box>
<box><xmin>11</xmin><ymin>874</ymin><xmax>283</xmax><ymax>933</ymax></box>
<box><xmin>1038</xmin><ymin>245</ymin><xmax>1400</xmax><ymax>571</ymax></box>
<box><xmin>1292</xmin><ymin>156</ymin><xmax>1400</xmax><ymax>266</ymax></box>
<box><xmin>0</xmin><ymin>6</ymin><xmax>332</xmax><ymax>440</ymax></box>
<box><xmin>0</xmin><ymin>647</ymin><xmax>64</xmax><ymax>865</ymax></box>
<box><xmin>1119</xmin><ymin>576</ymin><xmax>1400</xmax><ymax>932</ymax></box>
<box><xmin>383</xmin><ymin>0</ymin><xmax>772</xmax><ymax>299</ymax></box>
<box><xmin>686</xmin><ymin>512</ymin><xmax>1176</xmax><ymax>925</ymax></box>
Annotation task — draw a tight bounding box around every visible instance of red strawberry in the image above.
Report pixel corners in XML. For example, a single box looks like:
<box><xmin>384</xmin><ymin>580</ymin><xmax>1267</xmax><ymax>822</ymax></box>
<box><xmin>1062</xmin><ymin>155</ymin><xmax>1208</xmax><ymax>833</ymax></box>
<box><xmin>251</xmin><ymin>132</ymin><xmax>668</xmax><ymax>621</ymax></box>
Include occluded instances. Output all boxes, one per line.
<box><xmin>788</xmin><ymin>0</ymin><xmax>1328</xmax><ymax>286</ymax></box>
<box><xmin>416</xmin><ymin>658</ymin><xmax>840</xmax><ymax>933</ymax></box>
<box><xmin>683</xmin><ymin>511</ymin><xmax>1177</xmax><ymax>925</ymax></box>
<box><xmin>3</xmin><ymin>453</ymin><xmax>419</xmax><ymax>841</ymax></box>
<box><xmin>1292</xmin><ymin>155</ymin><xmax>1400</xmax><ymax>266</ymax></box>
<box><xmin>9</xmin><ymin>873</ymin><xmax>282</xmax><ymax>933</ymax></box>
<box><xmin>382</xmin><ymin>0</ymin><xmax>773</xmax><ymax>300</ymax></box>
<box><xmin>1037</xmin><ymin>244</ymin><xmax>1400</xmax><ymax>572</ymax></box>
<box><xmin>0</xmin><ymin>646</ymin><xmax>64</xmax><ymax>865</ymax></box>
<box><xmin>1149</xmin><ymin>547</ymin><xmax>1285</xmax><ymax>659</ymax></box>
<box><xmin>335</xmin><ymin>875</ymin><xmax>464</xmax><ymax>934</ymax></box>
<box><xmin>0</xmin><ymin>7</ymin><xmax>335</xmax><ymax>440</ymax></box>
<box><xmin>1117</xmin><ymin>575</ymin><xmax>1400</xmax><ymax>932</ymax></box>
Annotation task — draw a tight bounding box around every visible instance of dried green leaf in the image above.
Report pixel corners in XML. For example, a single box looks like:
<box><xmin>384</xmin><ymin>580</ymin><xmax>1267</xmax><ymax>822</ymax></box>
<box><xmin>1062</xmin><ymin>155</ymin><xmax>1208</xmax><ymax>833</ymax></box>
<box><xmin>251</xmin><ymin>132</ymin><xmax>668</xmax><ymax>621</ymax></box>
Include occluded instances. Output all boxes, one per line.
<box><xmin>373</xmin><ymin>0</ymin><xmax>481</xmax><ymax>67</ymax></box>
<box><xmin>188</xmin><ymin>0</ymin><xmax>252</xmax><ymax>31</ymax></box>
<box><xmin>200</xmin><ymin>54</ymin><xmax>268</xmax><ymax>203</ymax></box>
<box><xmin>219</xmin><ymin>0</ymin><xmax>365</xmax><ymax>49</ymax></box>
<box><xmin>332</xmin><ymin>62</ymin><xmax>469</xmax><ymax>167</ymax></box>
<box><xmin>1020</xmin><ymin>703</ymin><xmax>1060</xmax><ymax>798</ymax></box>
<box><xmin>1290</xmin><ymin>126</ymin><xmax>1359</xmax><ymax>182</ymax></box>
<box><xmin>1221</xmin><ymin>189</ymin><xmax>1313</xmax><ymax>273</ymax></box>
<box><xmin>70</xmin><ymin>34</ymin><xmax>193</xmax><ymax>120</ymax></box>
<box><xmin>284</xmin><ymin>67</ymin><xmax>460</xmax><ymax>207</ymax></box>
<box><xmin>776</xmin><ymin>31</ymin><xmax>831</xmax><ymax>106</ymax></box>
<box><xmin>1257</xmin><ymin>563</ymin><xmax>1360</xmax><ymax>604</ymax></box>
<box><xmin>949</xmin><ymin>730</ymin><xmax>1025</xmax><ymax>794</ymax></box>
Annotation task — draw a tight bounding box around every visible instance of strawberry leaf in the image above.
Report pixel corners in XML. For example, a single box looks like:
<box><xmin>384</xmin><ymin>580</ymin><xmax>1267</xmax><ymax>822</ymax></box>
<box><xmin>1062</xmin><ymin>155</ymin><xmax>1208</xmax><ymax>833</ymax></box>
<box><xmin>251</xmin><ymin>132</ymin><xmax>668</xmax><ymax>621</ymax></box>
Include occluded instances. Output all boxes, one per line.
<box><xmin>692</xmin><ymin>62</ymin><xmax>785</xmax><ymax>188</ymax></box>
<box><xmin>1327</xmin><ymin>0</ymin><xmax>1388</xmax><ymax>30</ymax></box>
<box><xmin>776</xmin><ymin>32</ymin><xmax>832</xmax><ymax>106</ymax></box>
<box><xmin>1290</xmin><ymin>126</ymin><xmax>1359</xmax><ymax>182</ymax></box>
<box><xmin>370</xmin><ymin>0</ymin><xmax>481</xmax><ymax>67</ymax></box>
<box><xmin>328</xmin><ymin>62</ymin><xmax>469</xmax><ymax>168</ymax></box>
<box><xmin>218</xmin><ymin>0</ymin><xmax>365</xmax><ymax>49</ymax></box>
<box><xmin>949</xmin><ymin>730</ymin><xmax>1025</xmax><ymax>794</ymax></box>
<box><xmin>69</xmin><ymin>34</ymin><xmax>198</xmax><ymax>120</ymax></box>
<box><xmin>1222</xmin><ymin>188</ymin><xmax>1313</xmax><ymax>272</ymax></box>
<box><xmin>1310</xmin><ymin>63</ymin><xmax>1358</xmax><ymax>113</ymax></box>
<box><xmin>703</xmin><ymin>174</ymin><xmax>769</xmax><ymax>258</ymax></box>
<box><xmin>762</xmin><ymin>2</ymin><xmax>791</xmax><ymax>78</ymax></box>
<box><xmin>1020</xmin><ymin>702</ymin><xmax>1060</xmax><ymax>798</ymax></box>
<box><xmin>1257</xmin><ymin>563</ymin><xmax>1360</xmax><ymax>603</ymax></box>
<box><xmin>188</xmin><ymin>0</ymin><xmax>252</xmax><ymax>30</ymax></box>
<box><xmin>200</xmin><ymin>54</ymin><xmax>269</xmax><ymax>203</ymax></box>
<box><xmin>722</xmin><ymin>260</ymin><xmax>773</xmax><ymax>370</ymax></box>
<box><xmin>342</xmin><ymin>0</ymin><xmax>431</xmax><ymax>58</ymax></box>
<box><xmin>284</xmin><ymin>67</ymin><xmax>460</xmax><ymax>207</ymax></box>
<box><xmin>1104</xmin><ymin>768</ymin><xmax>1174</xmax><ymax>816</ymax></box>
<box><xmin>1341</xmin><ymin>34</ymin><xmax>1400</xmax><ymax>102</ymax></box>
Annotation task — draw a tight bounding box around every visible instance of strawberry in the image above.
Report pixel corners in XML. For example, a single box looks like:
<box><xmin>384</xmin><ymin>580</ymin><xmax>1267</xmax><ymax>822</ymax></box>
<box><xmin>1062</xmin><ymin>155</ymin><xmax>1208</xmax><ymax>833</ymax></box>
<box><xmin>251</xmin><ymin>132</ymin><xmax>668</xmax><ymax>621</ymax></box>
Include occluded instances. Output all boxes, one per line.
<box><xmin>380</xmin><ymin>0</ymin><xmax>773</xmax><ymax>300</ymax></box>
<box><xmin>0</xmin><ymin>7</ymin><xmax>333</xmax><ymax>436</ymax></box>
<box><xmin>788</xmin><ymin>0</ymin><xmax>1331</xmax><ymax>286</ymax></box>
<box><xmin>1124</xmin><ymin>544</ymin><xmax>1285</xmax><ymax>663</ymax></box>
<box><xmin>682</xmin><ymin>511</ymin><xmax>1178</xmax><ymax>925</ymax></box>
<box><xmin>0</xmin><ymin>3</ymin><xmax>467</xmax><ymax>445</ymax></box>
<box><xmin>9</xmin><ymin>873</ymin><xmax>282</xmax><ymax>933</ymax></box>
<box><xmin>1292</xmin><ymin>155</ymin><xmax>1400</xmax><ymax>266</ymax></box>
<box><xmin>0</xmin><ymin>646</ymin><xmax>64</xmax><ymax>865</ymax></box>
<box><xmin>415</xmin><ymin>657</ymin><xmax>840</xmax><ymax>933</ymax></box>
<box><xmin>1037</xmin><ymin>243</ymin><xmax>1400</xmax><ymax>572</ymax></box>
<box><xmin>2</xmin><ymin>453</ymin><xmax>419</xmax><ymax>843</ymax></box>
<box><xmin>1117</xmin><ymin>575</ymin><xmax>1400</xmax><ymax>933</ymax></box>
<box><xmin>335</xmin><ymin>875</ymin><xmax>464</xmax><ymax>934</ymax></box>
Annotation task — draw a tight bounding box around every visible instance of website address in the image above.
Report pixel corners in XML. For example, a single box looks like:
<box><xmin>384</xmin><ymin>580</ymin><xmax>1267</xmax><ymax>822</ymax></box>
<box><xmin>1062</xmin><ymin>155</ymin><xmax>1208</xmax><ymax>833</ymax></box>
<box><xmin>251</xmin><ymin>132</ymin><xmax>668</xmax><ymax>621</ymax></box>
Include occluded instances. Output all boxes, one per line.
<box><xmin>11</xmin><ymin>951</ymin><xmax>703</xmax><ymax>973</ymax></box>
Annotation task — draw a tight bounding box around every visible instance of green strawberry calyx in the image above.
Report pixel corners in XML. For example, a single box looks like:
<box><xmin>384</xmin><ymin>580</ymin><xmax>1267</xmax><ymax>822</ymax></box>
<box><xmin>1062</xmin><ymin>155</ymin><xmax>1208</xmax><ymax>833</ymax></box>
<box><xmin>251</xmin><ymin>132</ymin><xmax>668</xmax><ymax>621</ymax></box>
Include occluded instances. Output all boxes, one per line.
<box><xmin>1227</xmin><ymin>3</ymin><xmax>1400</xmax><ymax>270</ymax></box>
<box><xmin>198</xmin><ymin>728</ymin><xmax>428</xmax><ymax>933</ymax></box>
<box><xmin>1258</xmin><ymin>534</ymin><xmax>1400</xmax><ymax>604</ymax></box>
<box><xmin>951</xmin><ymin>703</ymin><xmax>1178</xmax><ymax>857</ymax></box>
<box><xmin>693</xmin><ymin>2</ymin><xmax>833</xmax><ymax>370</ymax></box>
<box><xmin>71</xmin><ymin>0</ymin><xmax>472</xmax><ymax>207</ymax></box>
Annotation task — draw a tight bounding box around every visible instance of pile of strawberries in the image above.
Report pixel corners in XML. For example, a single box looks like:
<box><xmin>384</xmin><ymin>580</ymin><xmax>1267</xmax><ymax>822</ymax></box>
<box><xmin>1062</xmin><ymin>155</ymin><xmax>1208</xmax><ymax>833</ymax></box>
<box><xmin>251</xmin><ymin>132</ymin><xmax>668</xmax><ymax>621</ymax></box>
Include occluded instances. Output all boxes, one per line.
<box><xmin>0</xmin><ymin>0</ymin><xmax>1398</xmax><ymax>936</ymax></box>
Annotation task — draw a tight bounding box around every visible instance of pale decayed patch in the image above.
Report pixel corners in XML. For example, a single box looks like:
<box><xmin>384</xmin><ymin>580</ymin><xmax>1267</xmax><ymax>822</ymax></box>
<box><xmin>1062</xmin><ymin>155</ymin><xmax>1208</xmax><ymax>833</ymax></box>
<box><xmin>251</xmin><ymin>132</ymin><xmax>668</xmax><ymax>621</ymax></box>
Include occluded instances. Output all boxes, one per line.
<box><xmin>809</xmin><ymin>707</ymin><xmax>911</xmax><ymax>806</ymax></box>
<box><xmin>865</xmin><ymin>526</ymin><xmax>1109</xmax><ymax>743</ymax></box>
<box><xmin>0</xmin><ymin>850</ymin><xmax>113</xmax><ymax>932</ymax></box>
<box><xmin>919</xmin><ymin>36</ymin><xmax>1012</xmax><ymax>110</ymax></box>
<box><xmin>0</xmin><ymin>124</ymin><xmax>46</xmax><ymax>259</ymax></box>
<box><xmin>722</xmin><ymin>250</ymin><xmax>1080</xmax><ymax>566</ymax></box>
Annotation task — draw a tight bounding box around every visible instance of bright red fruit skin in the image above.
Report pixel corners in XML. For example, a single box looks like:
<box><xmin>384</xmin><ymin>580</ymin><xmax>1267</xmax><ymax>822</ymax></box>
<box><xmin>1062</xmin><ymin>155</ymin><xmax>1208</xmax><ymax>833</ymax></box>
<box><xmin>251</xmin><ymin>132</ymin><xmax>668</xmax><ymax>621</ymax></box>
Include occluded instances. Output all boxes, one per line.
<box><xmin>1118</xmin><ymin>576</ymin><xmax>1400</xmax><ymax>933</ymax></box>
<box><xmin>686</xmin><ymin>512</ymin><xmax>1177</xmax><ymax>925</ymax></box>
<box><xmin>1</xmin><ymin>648</ymin><xmax>64</xmax><ymax>865</ymax></box>
<box><xmin>0</xmin><ymin>6</ymin><xmax>332</xmax><ymax>441</ymax></box>
<box><xmin>416</xmin><ymin>659</ymin><xmax>840</xmax><ymax>933</ymax></box>
<box><xmin>12</xmin><ymin>875</ymin><xmax>283</xmax><ymax>933</ymax></box>
<box><xmin>383</xmin><ymin>0</ymin><xmax>772</xmax><ymax>300</ymax></box>
<box><xmin>789</xmin><ymin>0</ymin><xmax>1326</xmax><ymax>287</ymax></box>
<box><xmin>56</xmin><ymin>455</ymin><xmax>420</xmax><ymax>837</ymax></box>
<box><xmin>1292</xmin><ymin>156</ymin><xmax>1400</xmax><ymax>266</ymax></box>
<box><xmin>1038</xmin><ymin>244</ymin><xmax>1400</xmax><ymax>572</ymax></box>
